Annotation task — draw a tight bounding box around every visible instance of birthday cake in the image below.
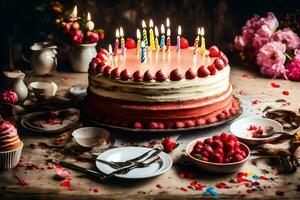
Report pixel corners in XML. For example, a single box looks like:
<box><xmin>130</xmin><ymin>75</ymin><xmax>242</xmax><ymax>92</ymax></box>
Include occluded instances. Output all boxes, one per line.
<box><xmin>84</xmin><ymin>23</ymin><xmax>239</xmax><ymax>130</ymax></box>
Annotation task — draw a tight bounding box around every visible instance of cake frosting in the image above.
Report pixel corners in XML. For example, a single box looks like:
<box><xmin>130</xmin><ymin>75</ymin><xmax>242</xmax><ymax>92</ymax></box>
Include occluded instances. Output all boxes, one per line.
<box><xmin>0</xmin><ymin>120</ymin><xmax>22</xmax><ymax>151</ymax></box>
<box><xmin>84</xmin><ymin>45</ymin><xmax>239</xmax><ymax>129</ymax></box>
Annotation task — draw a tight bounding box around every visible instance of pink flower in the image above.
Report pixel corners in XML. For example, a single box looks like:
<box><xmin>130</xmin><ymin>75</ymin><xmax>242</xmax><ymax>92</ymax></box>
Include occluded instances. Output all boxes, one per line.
<box><xmin>263</xmin><ymin>12</ymin><xmax>279</xmax><ymax>33</ymax></box>
<box><xmin>256</xmin><ymin>41</ymin><xmax>287</xmax><ymax>79</ymax></box>
<box><xmin>294</xmin><ymin>49</ymin><xmax>300</xmax><ymax>60</ymax></box>
<box><xmin>241</xmin><ymin>15</ymin><xmax>262</xmax><ymax>46</ymax></box>
<box><xmin>252</xmin><ymin>25</ymin><xmax>274</xmax><ymax>51</ymax></box>
<box><xmin>272</xmin><ymin>28</ymin><xmax>300</xmax><ymax>50</ymax></box>
<box><xmin>0</xmin><ymin>90</ymin><xmax>18</xmax><ymax>104</ymax></box>
<box><xmin>233</xmin><ymin>35</ymin><xmax>246</xmax><ymax>51</ymax></box>
<box><xmin>286</xmin><ymin>59</ymin><xmax>300</xmax><ymax>81</ymax></box>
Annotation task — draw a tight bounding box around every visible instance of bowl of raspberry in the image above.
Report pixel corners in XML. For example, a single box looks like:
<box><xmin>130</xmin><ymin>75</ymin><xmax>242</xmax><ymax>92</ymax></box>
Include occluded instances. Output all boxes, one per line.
<box><xmin>186</xmin><ymin>132</ymin><xmax>250</xmax><ymax>173</ymax></box>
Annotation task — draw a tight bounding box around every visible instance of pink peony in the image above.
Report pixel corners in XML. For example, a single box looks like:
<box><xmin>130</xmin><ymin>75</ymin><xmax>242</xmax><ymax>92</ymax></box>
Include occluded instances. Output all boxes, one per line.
<box><xmin>285</xmin><ymin>59</ymin><xmax>300</xmax><ymax>81</ymax></box>
<box><xmin>233</xmin><ymin>35</ymin><xmax>246</xmax><ymax>51</ymax></box>
<box><xmin>252</xmin><ymin>25</ymin><xmax>274</xmax><ymax>51</ymax></box>
<box><xmin>256</xmin><ymin>41</ymin><xmax>287</xmax><ymax>79</ymax></box>
<box><xmin>294</xmin><ymin>49</ymin><xmax>300</xmax><ymax>60</ymax></box>
<box><xmin>262</xmin><ymin>12</ymin><xmax>279</xmax><ymax>33</ymax></box>
<box><xmin>0</xmin><ymin>90</ymin><xmax>18</xmax><ymax>104</ymax></box>
<box><xmin>241</xmin><ymin>15</ymin><xmax>262</xmax><ymax>46</ymax></box>
<box><xmin>271</xmin><ymin>28</ymin><xmax>300</xmax><ymax>50</ymax></box>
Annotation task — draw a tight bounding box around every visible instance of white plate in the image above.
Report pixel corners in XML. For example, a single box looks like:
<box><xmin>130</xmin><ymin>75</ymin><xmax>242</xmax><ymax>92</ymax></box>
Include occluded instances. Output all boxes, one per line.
<box><xmin>95</xmin><ymin>147</ymin><xmax>172</xmax><ymax>179</ymax></box>
<box><xmin>230</xmin><ymin>117</ymin><xmax>283</xmax><ymax>145</ymax></box>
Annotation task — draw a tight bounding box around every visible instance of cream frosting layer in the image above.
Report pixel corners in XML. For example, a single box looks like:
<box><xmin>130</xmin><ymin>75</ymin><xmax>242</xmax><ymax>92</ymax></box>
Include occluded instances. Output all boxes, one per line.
<box><xmin>88</xmin><ymin>66</ymin><xmax>230</xmax><ymax>102</ymax></box>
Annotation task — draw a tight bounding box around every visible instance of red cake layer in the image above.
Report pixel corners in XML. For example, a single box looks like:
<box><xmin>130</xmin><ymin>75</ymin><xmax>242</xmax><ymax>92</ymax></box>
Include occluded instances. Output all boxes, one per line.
<box><xmin>84</xmin><ymin>89</ymin><xmax>239</xmax><ymax>129</ymax></box>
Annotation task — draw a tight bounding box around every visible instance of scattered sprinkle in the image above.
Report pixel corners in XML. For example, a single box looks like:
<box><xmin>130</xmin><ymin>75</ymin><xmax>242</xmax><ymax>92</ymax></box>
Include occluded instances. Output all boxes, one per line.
<box><xmin>60</xmin><ymin>178</ymin><xmax>71</xmax><ymax>190</ymax></box>
<box><xmin>282</xmin><ymin>91</ymin><xmax>289</xmax><ymax>95</ymax></box>
<box><xmin>242</xmin><ymin>74</ymin><xmax>249</xmax><ymax>78</ymax></box>
<box><xmin>180</xmin><ymin>187</ymin><xmax>188</xmax><ymax>192</ymax></box>
<box><xmin>271</xmin><ymin>82</ymin><xmax>280</xmax><ymax>88</ymax></box>
<box><xmin>93</xmin><ymin>188</ymin><xmax>100</xmax><ymax>193</ymax></box>
<box><xmin>203</xmin><ymin>187</ymin><xmax>218</xmax><ymax>196</ymax></box>
<box><xmin>156</xmin><ymin>184</ymin><xmax>163</xmax><ymax>189</ymax></box>
<box><xmin>18</xmin><ymin>179</ymin><xmax>29</xmax><ymax>186</ymax></box>
<box><xmin>251</xmin><ymin>100</ymin><xmax>261</xmax><ymax>105</ymax></box>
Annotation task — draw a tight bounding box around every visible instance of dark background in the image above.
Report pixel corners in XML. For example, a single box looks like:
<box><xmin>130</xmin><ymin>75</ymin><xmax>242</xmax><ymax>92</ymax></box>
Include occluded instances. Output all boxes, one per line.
<box><xmin>0</xmin><ymin>0</ymin><xmax>298</xmax><ymax>67</ymax></box>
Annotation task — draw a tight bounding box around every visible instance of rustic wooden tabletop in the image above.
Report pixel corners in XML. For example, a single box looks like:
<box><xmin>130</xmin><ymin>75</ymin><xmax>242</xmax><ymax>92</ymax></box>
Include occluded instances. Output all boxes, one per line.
<box><xmin>1</xmin><ymin>66</ymin><xmax>300</xmax><ymax>200</ymax></box>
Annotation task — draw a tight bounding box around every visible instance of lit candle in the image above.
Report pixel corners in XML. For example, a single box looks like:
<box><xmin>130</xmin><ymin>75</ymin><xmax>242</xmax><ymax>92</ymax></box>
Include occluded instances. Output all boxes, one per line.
<box><xmin>176</xmin><ymin>25</ymin><xmax>181</xmax><ymax>53</ymax></box>
<box><xmin>113</xmin><ymin>29</ymin><xmax>119</xmax><ymax>56</ymax></box>
<box><xmin>193</xmin><ymin>28</ymin><xmax>200</xmax><ymax>55</ymax></box>
<box><xmin>149</xmin><ymin>19</ymin><xmax>155</xmax><ymax>51</ymax></box>
<box><xmin>136</xmin><ymin>29</ymin><xmax>141</xmax><ymax>56</ymax></box>
<box><xmin>85</xmin><ymin>12</ymin><xmax>95</xmax><ymax>31</ymax></box>
<box><xmin>166</xmin><ymin>28</ymin><xmax>171</xmax><ymax>52</ymax></box>
<box><xmin>154</xmin><ymin>26</ymin><xmax>159</xmax><ymax>52</ymax></box>
<box><xmin>69</xmin><ymin>5</ymin><xmax>77</xmax><ymax>21</ymax></box>
<box><xmin>141</xmin><ymin>41</ymin><xmax>146</xmax><ymax>64</ymax></box>
<box><xmin>142</xmin><ymin>20</ymin><xmax>148</xmax><ymax>48</ymax></box>
<box><xmin>108</xmin><ymin>44</ymin><xmax>113</xmax><ymax>65</ymax></box>
<box><xmin>120</xmin><ymin>27</ymin><xmax>126</xmax><ymax>57</ymax></box>
<box><xmin>159</xmin><ymin>24</ymin><xmax>165</xmax><ymax>50</ymax></box>
<box><xmin>166</xmin><ymin>18</ymin><xmax>170</xmax><ymax>28</ymax></box>
<box><xmin>199</xmin><ymin>27</ymin><xmax>206</xmax><ymax>55</ymax></box>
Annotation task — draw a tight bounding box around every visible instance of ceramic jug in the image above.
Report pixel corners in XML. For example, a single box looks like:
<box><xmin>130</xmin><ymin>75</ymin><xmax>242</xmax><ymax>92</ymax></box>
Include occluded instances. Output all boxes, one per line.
<box><xmin>3</xmin><ymin>70</ymin><xmax>28</xmax><ymax>102</ymax></box>
<box><xmin>69</xmin><ymin>43</ymin><xmax>97</xmax><ymax>72</ymax></box>
<box><xmin>30</xmin><ymin>42</ymin><xmax>57</xmax><ymax>75</ymax></box>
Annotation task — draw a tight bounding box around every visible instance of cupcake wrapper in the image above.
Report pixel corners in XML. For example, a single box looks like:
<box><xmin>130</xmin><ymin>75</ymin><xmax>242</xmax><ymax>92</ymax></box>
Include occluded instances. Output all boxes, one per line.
<box><xmin>0</xmin><ymin>142</ymin><xmax>23</xmax><ymax>170</ymax></box>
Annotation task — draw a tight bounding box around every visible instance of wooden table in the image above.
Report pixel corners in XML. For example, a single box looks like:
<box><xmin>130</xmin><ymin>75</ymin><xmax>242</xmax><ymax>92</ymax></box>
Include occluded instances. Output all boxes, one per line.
<box><xmin>1</xmin><ymin>66</ymin><xmax>300</xmax><ymax>199</ymax></box>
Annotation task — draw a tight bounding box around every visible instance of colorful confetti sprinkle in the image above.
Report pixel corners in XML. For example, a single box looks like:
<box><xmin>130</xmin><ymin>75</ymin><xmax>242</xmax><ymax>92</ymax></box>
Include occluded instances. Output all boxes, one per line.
<box><xmin>282</xmin><ymin>91</ymin><xmax>289</xmax><ymax>95</ymax></box>
<box><xmin>203</xmin><ymin>187</ymin><xmax>218</xmax><ymax>197</ymax></box>
<box><xmin>271</xmin><ymin>82</ymin><xmax>280</xmax><ymax>88</ymax></box>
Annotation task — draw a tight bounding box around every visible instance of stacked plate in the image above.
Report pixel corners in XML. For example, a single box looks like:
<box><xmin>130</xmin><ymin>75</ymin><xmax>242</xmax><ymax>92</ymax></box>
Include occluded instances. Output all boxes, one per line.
<box><xmin>21</xmin><ymin>108</ymin><xmax>80</xmax><ymax>133</ymax></box>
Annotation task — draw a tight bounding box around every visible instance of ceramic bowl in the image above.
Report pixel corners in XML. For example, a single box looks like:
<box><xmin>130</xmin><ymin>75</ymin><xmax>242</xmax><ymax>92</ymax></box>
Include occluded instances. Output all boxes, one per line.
<box><xmin>186</xmin><ymin>139</ymin><xmax>250</xmax><ymax>173</ymax></box>
<box><xmin>230</xmin><ymin>117</ymin><xmax>283</xmax><ymax>146</ymax></box>
<box><xmin>72</xmin><ymin>127</ymin><xmax>110</xmax><ymax>148</ymax></box>
<box><xmin>28</xmin><ymin>81</ymin><xmax>58</xmax><ymax>99</ymax></box>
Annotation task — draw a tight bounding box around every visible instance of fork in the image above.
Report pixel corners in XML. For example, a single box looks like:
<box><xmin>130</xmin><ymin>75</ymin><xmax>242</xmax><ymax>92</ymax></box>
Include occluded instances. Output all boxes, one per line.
<box><xmin>96</xmin><ymin>148</ymin><xmax>161</xmax><ymax>169</ymax></box>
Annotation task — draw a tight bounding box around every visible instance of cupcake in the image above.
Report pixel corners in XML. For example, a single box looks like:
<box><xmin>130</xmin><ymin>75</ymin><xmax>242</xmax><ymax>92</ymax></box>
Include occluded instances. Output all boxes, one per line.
<box><xmin>0</xmin><ymin>120</ymin><xmax>23</xmax><ymax>169</ymax></box>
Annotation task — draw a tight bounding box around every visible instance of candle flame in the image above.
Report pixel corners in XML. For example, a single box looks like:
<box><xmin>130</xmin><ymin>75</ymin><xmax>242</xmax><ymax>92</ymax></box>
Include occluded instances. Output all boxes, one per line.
<box><xmin>142</xmin><ymin>20</ymin><xmax>146</xmax><ymax>28</ymax></box>
<box><xmin>201</xmin><ymin>27</ymin><xmax>205</xmax><ymax>36</ymax></box>
<box><xmin>136</xmin><ymin>29</ymin><xmax>141</xmax><ymax>39</ymax></box>
<box><xmin>197</xmin><ymin>27</ymin><xmax>201</xmax><ymax>35</ymax></box>
<box><xmin>87</xmin><ymin>12</ymin><xmax>91</xmax><ymax>21</ymax></box>
<box><xmin>155</xmin><ymin>26</ymin><xmax>159</xmax><ymax>37</ymax></box>
<box><xmin>141</xmin><ymin>41</ymin><xmax>145</xmax><ymax>47</ymax></box>
<box><xmin>120</xmin><ymin>27</ymin><xmax>124</xmax><ymax>37</ymax></box>
<box><xmin>167</xmin><ymin>28</ymin><xmax>171</xmax><ymax>37</ymax></box>
<box><xmin>108</xmin><ymin>44</ymin><xmax>112</xmax><ymax>54</ymax></box>
<box><xmin>161</xmin><ymin>24</ymin><xmax>165</xmax><ymax>34</ymax></box>
<box><xmin>166</xmin><ymin>18</ymin><xmax>170</xmax><ymax>27</ymax></box>
<box><xmin>149</xmin><ymin>19</ymin><xmax>153</xmax><ymax>28</ymax></box>
<box><xmin>178</xmin><ymin>25</ymin><xmax>181</xmax><ymax>35</ymax></box>
<box><xmin>115</xmin><ymin>29</ymin><xmax>120</xmax><ymax>38</ymax></box>
<box><xmin>70</xmin><ymin>5</ymin><xmax>77</xmax><ymax>18</ymax></box>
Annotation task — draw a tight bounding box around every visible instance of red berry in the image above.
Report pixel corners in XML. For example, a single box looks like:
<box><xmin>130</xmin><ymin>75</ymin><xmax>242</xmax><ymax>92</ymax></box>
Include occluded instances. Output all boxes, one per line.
<box><xmin>209</xmin><ymin>46</ymin><xmax>221</xmax><ymax>57</ymax></box>
<box><xmin>224</xmin><ymin>141</ymin><xmax>234</xmax><ymax>152</ymax></box>
<box><xmin>213</xmin><ymin>153</ymin><xmax>223</xmax><ymax>163</ymax></box>
<box><xmin>133</xmin><ymin>70</ymin><xmax>143</xmax><ymax>82</ymax></box>
<box><xmin>220</xmin><ymin>132</ymin><xmax>228</xmax><ymax>142</ymax></box>
<box><xmin>241</xmin><ymin>150</ymin><xmax>247</xmax><ymax>158</ymax></box>
<box><xmin>180</xmin><ymin>37</ymin><xmax>189</xmax><ymax>49</ymax></box>
<box><xmin>134</xmin><ymin>122</ymin><xmax>142</xmax><ymax>129</ymax></box>
<box><xmin>235</xmin><ymin>148</ymin><xmax>242</xmax><ymax>155</ymax></box>
<box><xmin>176</xmin><ymin>121</ymin><xmax>185</xmax><ymax>128</ymax></box>
<box><xmin>228</xmin><ymin>134</ymin><xmax>238</xmax><ymax>142</ymax></box>
<box><xmin>233</xmin><ymin>141</ymin><xmax>240</xmax><ymax>149</ymax></box>
<box><xmin>125</xmin><ymin>38</ymin><xmax>137</xmax><ymax>49</ymax></box>
<box><xmin>99</xmin><ymin>32</ymin><xmax>105</xmax><ymax>40</ymax></box>
<box><xmin>170</xmin><ymin>69</ymin><xmax>183</xmax><ymax>81</ymax></box>
<box><xmin>207</xmin><ymin>65</ymin><xmax>217</xmax><ymax>75</ymax></box>
<box><xmin>214</xmin><ymin>148</ymin><xmax>224</xmax><ymax>155</ymax></box>
<box><xmin>203</xmin><ymin>145</ymin><xmax>214</xmax><ymax>155</ymax></box>
<box><xmin>212</xmin><ymin>135</ymin><xmax>220</xmax><ymax>140</ymax></box>
<box><xmin>103</xmin><ymin>66</ymin><xmax>112</xmax><ymax>77</ymax></box>
<box><xmin>233</xmin><ymin>154</ymin><xmax>244</xmax><ymax>162</ymax></box>
<box><xmin>197</xmin><ymin>66</ymin><xmax>209</xmax><ymax>77</ymax></box>
<box><xmin>201</xmin><ymin>151</ymin><xmax>209</xmax><ymax>158</ymax></box>
<box><xmin>185</xmin><ymin>68</ymin><xmax>197</xmax><ymax>79</ymax></box>
<box><xmin>204</xmin><ymin>138</ymin><xmax>213</xmax><ymax>145</ymax></box>
<box><xmin>186</xmin><ymin>120</ymin><xmax>195</xmax><ymax>127</ymax></box>
<box><xmin>220</xmin><ymin>54</ymin><xmax>229</xmax><ymax>65</ymax></box>
<box><xmin>158</xmin><ymin>123</ymin><xmax>164</xmax><ymax>129</ymax></box>
<box><xmin>282</xmin><ymin>90</ymin><xmax>289</xmax><ymax>95</ymax></box>
<box><xmin>110</xmin><ymin>67</ymin><xmax>119</xmax><ymax>78</ymax></box>
<box><xmin>149</xmin><ymin>122</ymin><xmax>158</xmax><ymax>129</ymax></box>
<box><xmin>214</xmin><ymin>58</ymin><xmax>225</xmax><ymax>70</ymax></box>
<box><xmin>202</xmin><ymin>157</ymin><xmax>209</xmax><ymax>162</ymax></box>
<box><xmin>211</xmin><ymin>140</ymin><xmax>223</xmax><ymax>149</ymax></box>
<box><xmin>120</xmin><ymin>69</ymin><xmax>131</xmax><ymax>81</ymax></box>
<box><xmin>87</xmin><ymin>32</ymin><xmax>99</xmax><ymax>43</ymax></box>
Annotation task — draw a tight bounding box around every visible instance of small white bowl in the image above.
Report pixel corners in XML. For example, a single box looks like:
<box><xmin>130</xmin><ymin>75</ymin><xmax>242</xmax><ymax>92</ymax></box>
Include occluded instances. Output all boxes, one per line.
<box><xmin>186</xmin><ymin>139</ymin><xmax>250</xmax><ymax>173</ymax></box>
<box><xmin>72</xmin><ymin>127</ymin><xmax>110</xmax><ymax>148</ymax></box>
<box><xmin>230</xmin><ymin>117</ymin><xmax>283</xmax><ymax>146</ymax></box>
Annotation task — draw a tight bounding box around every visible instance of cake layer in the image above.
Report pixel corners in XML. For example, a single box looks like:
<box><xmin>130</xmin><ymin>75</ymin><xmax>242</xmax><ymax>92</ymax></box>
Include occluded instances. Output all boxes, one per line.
<box><xmin>89</xmin><ymin>64</ymin><xmax>230</xmax><ymax>102</ymax></box>
<box><xmin>84</xmin><ymin>85</ymin><xmax>238</xmax><ymax>129</ymax></box>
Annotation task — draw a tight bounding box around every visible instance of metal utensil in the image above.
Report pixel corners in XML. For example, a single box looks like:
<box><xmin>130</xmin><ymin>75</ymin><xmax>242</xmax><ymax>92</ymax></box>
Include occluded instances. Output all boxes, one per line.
<box><xmin>259</xmin><ymin>131</ymin><xmax>291</xmax><ymax>138</ymax></box>
<box><xmin>60</xmin><ymin>155</ymin><xmax>160</xmax><ymax>181</ymax></box>
<box><xmin>96</xmin><ymin>148</ymin><xmax>161</xmax><ymax>169</ymax></box>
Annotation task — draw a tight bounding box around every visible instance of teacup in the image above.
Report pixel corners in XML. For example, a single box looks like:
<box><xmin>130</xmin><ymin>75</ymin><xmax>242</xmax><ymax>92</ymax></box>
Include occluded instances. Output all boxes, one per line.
<box><xmin>28</xmin><ymin>81</ymin><xmax>58</xmax><ymax>100</ymax></box>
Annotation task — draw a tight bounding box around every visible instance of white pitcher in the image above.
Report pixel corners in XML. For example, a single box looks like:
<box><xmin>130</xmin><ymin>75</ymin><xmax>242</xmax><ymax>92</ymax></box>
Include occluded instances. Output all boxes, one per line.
<box><xmin>30</xmin><ymin>42</ymin><xmax>57</xmax><ymax>75</ymax></box>
<box><xmin>69</xmin><ymin>43</ymin><xmax>97</xmax><ymax>72</ymax></box>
